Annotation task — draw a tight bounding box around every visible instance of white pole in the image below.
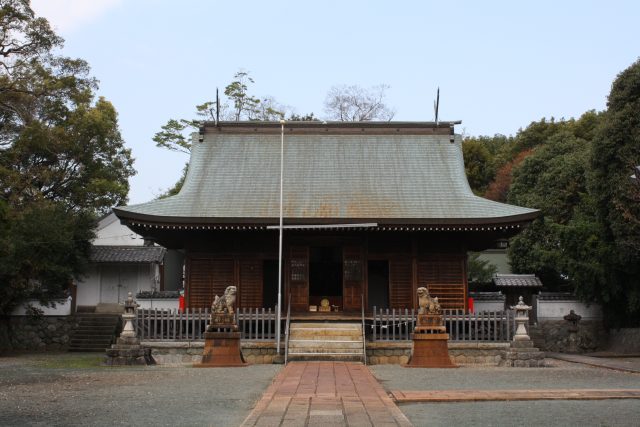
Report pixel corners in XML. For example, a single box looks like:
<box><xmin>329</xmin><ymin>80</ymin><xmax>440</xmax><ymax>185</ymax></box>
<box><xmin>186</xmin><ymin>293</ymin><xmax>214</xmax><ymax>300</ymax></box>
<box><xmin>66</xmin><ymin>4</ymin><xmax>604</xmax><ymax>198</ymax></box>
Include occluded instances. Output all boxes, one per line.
<box><xmin>276</xmin><ymin>119</ymin><xmax>285</xmax><ymax>354</ymax></box>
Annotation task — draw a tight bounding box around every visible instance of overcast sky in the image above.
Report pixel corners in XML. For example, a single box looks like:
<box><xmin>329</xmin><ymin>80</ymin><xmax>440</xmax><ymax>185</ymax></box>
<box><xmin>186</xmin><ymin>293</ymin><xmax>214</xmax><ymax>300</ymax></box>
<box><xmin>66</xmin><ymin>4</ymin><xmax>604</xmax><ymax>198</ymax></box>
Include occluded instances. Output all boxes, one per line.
<box><xmin>31</xmin><ymin>0</ymin><xmax>640</xmax><ymax>205</ymax></box>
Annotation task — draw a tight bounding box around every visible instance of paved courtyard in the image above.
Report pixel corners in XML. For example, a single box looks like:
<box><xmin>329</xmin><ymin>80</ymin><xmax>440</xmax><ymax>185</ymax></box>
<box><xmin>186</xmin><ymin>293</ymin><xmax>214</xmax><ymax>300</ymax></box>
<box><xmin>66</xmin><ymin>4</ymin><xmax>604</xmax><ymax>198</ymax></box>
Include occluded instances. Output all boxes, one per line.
<box><xmin>1</xmin><ymin>353</ymin><xmax>639</xmax><ymax>426</ymax></box>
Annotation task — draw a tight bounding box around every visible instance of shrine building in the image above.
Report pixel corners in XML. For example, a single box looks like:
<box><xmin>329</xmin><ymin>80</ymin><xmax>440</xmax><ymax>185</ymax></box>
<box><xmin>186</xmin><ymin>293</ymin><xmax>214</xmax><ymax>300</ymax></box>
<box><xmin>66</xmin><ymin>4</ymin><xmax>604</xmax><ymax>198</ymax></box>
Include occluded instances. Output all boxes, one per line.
<box><xmin>114</xmin><ymin>121</ymin><xmax>538</xmax><ymax>314</ymax></box>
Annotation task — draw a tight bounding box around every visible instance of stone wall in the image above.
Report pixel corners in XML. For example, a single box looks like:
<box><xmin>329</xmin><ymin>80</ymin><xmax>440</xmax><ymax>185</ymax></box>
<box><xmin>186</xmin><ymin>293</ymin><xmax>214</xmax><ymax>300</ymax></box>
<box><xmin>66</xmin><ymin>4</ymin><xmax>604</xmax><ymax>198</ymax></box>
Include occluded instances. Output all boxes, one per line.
<box><xmin>606</xmin><ymin>328</ymin><xmax>640</xmax><ymax>353</ymax></box>
<box><xmin>530</xmin><ymin>320</ymin><xmax>606</xmax><ymax>353</ymax></box>
<box><xmin>141</xmin><ymin>341</ymin><xmax>280</xmax><ymax>365</ymax></box>
<box><xmin>366</xmin><ymin>342</ymin><xmax>510</xmax><ymax>366</ymax></box>
<box><xmin>144</xmin><ymin>340</ymin><xmax>514</xmax><ymax>366</ymax></box>
<box><xmin>366</xmin><ymin>342</ymin><xmax>411</xmax><ymax>365</ymax></box>
<box><xmin>0</xmin><ymin>316</ymin><xmax>79</xmax><ymax>351</ymax></box>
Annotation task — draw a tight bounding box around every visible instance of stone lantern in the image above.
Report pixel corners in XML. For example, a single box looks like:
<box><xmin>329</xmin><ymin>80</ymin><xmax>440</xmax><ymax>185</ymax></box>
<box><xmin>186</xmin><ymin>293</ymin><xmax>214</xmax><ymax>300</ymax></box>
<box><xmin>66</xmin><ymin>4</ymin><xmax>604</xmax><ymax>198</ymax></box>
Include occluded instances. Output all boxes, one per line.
<box><xmin>119</xmin><ymin>292</ymin><xmax>138</xmax><ymax>342</ymax></box>
<box><xmin>504</xmin><ymin>295</ymin><xmax>545</xmax><ymax>367</ymax></box>
<box><xmin>563</xmin><ymin>309</ymin><xmax>582</xmax><ymax>353</ymax></box>
<box><xmin>104</xmin><ymin>292</ymin><xmax>154</xmax><ymax>365</ymax></box>
<box><xmin>511</xmin><ymin>296</ymin><xmax>532</xmax><ymax>341</ymax></box>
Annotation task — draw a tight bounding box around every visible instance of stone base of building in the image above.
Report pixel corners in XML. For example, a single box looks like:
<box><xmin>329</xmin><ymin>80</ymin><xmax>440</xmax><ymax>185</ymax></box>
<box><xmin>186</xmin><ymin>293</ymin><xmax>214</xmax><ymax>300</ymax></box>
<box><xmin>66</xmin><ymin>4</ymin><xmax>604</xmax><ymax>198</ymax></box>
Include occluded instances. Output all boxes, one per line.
<box><xmin>502</xmin><ymin>340</ymin><xmax>546</xmax><ymax>367</ymax></box>
<box><xmin>141</xmin><ymin>340</ymin><xmax>542</xmax><ymax>367</ymax></box>
<box><xmin>104</xmin><ymin>336</ymin><xmax>155</xmax><ymax>366</ymax></box>
<box><xmin>193</xmin><ymin>331</ymin><xmax>247</xmax><ymax>367</ymax></box>
<box><xmin>143</xmin><ymin>341</ymin><xmax>281</xmax><ymax>365</ymax></box>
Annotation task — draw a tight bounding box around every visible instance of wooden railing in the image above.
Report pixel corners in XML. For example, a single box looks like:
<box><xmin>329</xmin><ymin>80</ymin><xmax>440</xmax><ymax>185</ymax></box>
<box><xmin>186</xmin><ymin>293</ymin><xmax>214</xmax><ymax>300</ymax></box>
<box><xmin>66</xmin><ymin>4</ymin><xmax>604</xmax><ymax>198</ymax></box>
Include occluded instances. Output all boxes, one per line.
<box><xmin>361</xmin><ymin>294</ymin><xmax>367</xmax><ymax>365</ymax></box>
<box><xmin>136</xmin><ymin>307</ymin><xmax>278</xmax><ymax>341</ymax></box>
<box><xmin>370</xmin><ymin>308</ymin><xmax>516</xmax><ymax>342</ymax></box>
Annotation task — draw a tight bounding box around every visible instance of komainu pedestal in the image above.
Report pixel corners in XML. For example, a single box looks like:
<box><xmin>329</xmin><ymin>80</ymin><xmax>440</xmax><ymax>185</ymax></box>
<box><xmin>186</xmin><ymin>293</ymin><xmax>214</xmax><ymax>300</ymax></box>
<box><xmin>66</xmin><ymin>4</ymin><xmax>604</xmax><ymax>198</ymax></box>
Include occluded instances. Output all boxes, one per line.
<box><xmin>194</xmin><ymin>286</ymin><xmax>247</xmax><ymax>367</ymax></box>
<box><xmin>406</xmin><ymin>314</ymin><xmax>456</xmax><ymax>368</ymax></box>
<box><xmin>406</xmin><ymin>287</ymin><xmax>456</xmax><ymax>368</ymax></box>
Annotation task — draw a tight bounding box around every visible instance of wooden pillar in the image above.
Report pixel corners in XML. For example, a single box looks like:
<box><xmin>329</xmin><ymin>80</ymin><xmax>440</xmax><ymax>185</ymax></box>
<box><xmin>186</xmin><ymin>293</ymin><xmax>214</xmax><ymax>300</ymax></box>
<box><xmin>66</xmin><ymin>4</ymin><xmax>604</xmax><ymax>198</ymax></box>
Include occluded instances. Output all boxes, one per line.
<box><xmin>411</xmin><ymin>235</ymin><xmax>418</xmax><ymax>310</ymax></box>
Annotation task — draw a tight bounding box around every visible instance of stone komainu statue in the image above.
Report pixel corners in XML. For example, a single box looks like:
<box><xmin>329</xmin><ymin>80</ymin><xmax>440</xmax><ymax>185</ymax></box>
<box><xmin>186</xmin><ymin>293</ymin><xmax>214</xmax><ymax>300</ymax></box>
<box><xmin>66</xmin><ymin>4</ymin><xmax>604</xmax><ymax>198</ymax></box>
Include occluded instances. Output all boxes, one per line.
<box><xmin>417</xmin><ymin>286</ymin><xmax>441</xmax><ymax>315</ymax></box>
<box><xmin>211</xmin><ymin>285</ymin><xmax>237</xmax><ymax>315</ymax></box>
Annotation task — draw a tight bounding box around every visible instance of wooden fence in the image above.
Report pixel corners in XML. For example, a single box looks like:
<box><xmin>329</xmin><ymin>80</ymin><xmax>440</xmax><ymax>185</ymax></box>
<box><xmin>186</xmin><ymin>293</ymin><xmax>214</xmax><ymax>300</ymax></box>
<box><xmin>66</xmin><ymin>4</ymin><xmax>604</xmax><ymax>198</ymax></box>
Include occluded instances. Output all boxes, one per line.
<box><xmin>136</xmin><ymin>307</ymin><xmax>278</xmax><ymax>341</ymax></box>
<box><xmin>370</xmin><ymin>308</ymin><xmax>516</xmax><ymax>342</ymax></box>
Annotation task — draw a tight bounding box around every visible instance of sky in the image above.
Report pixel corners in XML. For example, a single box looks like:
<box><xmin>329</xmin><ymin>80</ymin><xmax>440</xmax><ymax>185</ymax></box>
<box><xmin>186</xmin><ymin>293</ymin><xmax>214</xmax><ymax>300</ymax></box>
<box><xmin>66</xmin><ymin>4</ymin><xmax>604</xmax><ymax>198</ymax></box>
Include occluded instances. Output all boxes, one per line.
<box><xmin>30</xmin><ymin>0</ymin><xmax>640</xmax><ymax>205</ymax></box>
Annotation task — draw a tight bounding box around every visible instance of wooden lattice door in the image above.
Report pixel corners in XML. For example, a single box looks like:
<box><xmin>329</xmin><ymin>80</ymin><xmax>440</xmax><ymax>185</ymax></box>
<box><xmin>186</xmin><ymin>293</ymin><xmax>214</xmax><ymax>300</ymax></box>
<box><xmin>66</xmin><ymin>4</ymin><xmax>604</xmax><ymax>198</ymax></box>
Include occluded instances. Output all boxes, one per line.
<box><xmin>342</xmin><ymin>246</ymin><xmax>364</xmax><ymax>311</ymax></box>
<box><xmin>288</xmin><ymin>246</ymin><xmax>309</xmax><ymax>311</ymax></box>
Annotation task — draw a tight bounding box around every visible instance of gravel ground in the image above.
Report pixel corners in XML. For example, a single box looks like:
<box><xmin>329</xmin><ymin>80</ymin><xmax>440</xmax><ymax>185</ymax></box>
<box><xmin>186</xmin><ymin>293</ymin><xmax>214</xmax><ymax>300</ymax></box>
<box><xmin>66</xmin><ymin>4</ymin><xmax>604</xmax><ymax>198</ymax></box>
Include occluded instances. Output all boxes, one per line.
<box><xmin>370</xmin><ymin>360</ymin><xmax>640</xmax><ymax>427</ymax></box>
<box><xmin>0</xmin><ymin>353</ymin><xmax>281</xmax><ymax>427</ymax></box>
<box><xmin>3</xmin><ymin>354</ymin><xmax>640</xmax><ymax>427</ymax></box>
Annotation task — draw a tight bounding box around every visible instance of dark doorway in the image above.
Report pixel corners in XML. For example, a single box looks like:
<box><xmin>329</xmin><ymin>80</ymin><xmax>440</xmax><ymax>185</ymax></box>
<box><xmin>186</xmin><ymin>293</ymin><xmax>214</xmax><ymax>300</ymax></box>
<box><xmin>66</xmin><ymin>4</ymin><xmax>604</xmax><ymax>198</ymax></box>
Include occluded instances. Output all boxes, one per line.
<box><xmin>262</xmin><ymin>260</ymin><xmax>278</xmax><ymax>309</ymax></box>
<box><xmin>368</xmin><ymin>260</ymin><xmax>389</xmax><ymax>310</ymax></box>
<box><xmin>309</xmin><ymin>247</ymin><xmax>342</xmax><ymax>305</ymax></box>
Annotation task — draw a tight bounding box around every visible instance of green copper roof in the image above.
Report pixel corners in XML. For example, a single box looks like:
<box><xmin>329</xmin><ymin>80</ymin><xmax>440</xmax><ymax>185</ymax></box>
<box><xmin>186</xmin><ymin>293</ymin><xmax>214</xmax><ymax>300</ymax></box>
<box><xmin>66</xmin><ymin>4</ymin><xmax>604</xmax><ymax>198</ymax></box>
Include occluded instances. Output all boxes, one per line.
<box><xmin>114</xmin><ymin>123</ymin><xmax>538</xmax><ymax>225</ymax></box>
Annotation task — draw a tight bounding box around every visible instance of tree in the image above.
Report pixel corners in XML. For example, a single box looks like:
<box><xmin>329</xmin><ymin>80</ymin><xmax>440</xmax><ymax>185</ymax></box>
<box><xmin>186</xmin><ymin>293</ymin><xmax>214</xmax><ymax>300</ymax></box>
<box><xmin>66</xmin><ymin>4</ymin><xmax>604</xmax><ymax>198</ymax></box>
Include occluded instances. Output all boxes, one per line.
<box><xmin>152</xmin><ymin>70</ymin><xmax>292</xmax><ymax>155</ymax></box>
<box><xmin>484</xmin><ymin>149</ymin><xmax>532</xmax><ymax>202</ymax></box>
<box><xmin>0</xmin><ymin>0</ymin><xmax>135</xmax><ymax>314</ymax></box>
<box><xmin>153</xmin><ymin>70</ymin><xmax>316</xmax><ymax>197</ymax></box>
<box><xmin>588</xmin><ymin>59</ymin><xmax>640</xmax><ymax>324</ymax></box>
<box><xmin>467</xmin><ymin>252</ymin><xmax>498</xmax><ymax>285</ymax></box>
<box><xmin>462</xmin><ymin>138</ymin><xmax>496</xmax><ymax>195</ymax></box>
<box><xmin>324</xmin><ymin>84</ymin><xmax>395</xmax><ymax>121</ymax></box>
<box><xmin>507</xmin><ymin>130</ymin><xmax>594</xmax><ymax>290</ymax></box>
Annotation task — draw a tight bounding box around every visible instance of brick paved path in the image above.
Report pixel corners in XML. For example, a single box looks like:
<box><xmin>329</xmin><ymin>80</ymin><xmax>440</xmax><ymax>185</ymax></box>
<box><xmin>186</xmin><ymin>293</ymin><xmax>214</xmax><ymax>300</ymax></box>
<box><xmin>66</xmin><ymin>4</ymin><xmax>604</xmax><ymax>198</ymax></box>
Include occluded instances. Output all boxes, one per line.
<box><xmin>240</xmin><ymin>362</ymin><xmax>412</xmax><ymax>427</ymax></box>
<box><xmin>391</xmin><ymin>388</ymin><xmax>640</xmax><ymax>402</ymax></box>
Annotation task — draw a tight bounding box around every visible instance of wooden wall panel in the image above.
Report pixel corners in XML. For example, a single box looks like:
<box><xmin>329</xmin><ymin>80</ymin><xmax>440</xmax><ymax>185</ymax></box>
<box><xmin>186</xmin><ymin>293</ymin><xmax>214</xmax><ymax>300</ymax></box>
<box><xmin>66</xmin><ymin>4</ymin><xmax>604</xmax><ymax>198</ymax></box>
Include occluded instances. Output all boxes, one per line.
<box><xmin>417</xmin><ymin>254</ymin><xmax>466</xmax><ymax>310</ymax></box>
<box><xmin>389</xmin><ymin>259</ymin><xmax>413</xmax><ymax>308</ymax></box>
<box><xmin>187</xmin><ymin>257</ymin><xmax>234</xmax><ymax>309</ymax></box>
<box><xmin>239</xmin><ymin>260</ymin><xmax>263</xmax><ymax>308</ymax></box>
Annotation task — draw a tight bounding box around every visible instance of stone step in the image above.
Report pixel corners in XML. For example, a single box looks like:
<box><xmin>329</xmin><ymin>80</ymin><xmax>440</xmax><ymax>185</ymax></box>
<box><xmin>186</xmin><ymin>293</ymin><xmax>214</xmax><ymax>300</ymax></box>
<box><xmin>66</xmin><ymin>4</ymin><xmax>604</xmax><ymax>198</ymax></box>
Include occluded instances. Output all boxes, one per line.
<box><xmin>288</xmin><ymin>350</ymin><xmax>364</xmax><ymax>356</ymax></box>
<box><xmin>69</xmin><ymin>335</ymin><xmax>113</xmax><ymax>343</ymax></box>
<box><xmin>76</xmin><ymin>324</ymin><xmax>118</xmax><ymax>331</ymax></box>
<box><xmin>288</xmin><ymin>334</ymin><xmax>361</xmax><ymax>341</ymax></box>
<box><xmin>289</xmin><ymin>331</ymin><xmax>362</xmax><ymax>340</ymax></box>
<box><xmin>290</xmin><ymin>322</ymin><xmax>361</xmax><ymax>330</ymax></box>
<box><xmin>75</xmin><ymin>320</ymin><xmax>119</xmax><ymax>326</ymax></box>
<box><xmin>288</xmin><ymin>340</ymin><xmax>363</xmax><ymax>350</ymax></box>
<box><xmin>287</xmin><ymin>347</ymin><xmax>364</xmax><ymax>354</ymax></box>
<box><xmin>68</xmin><ymin>314</ymin><xmax>120</xmax><ymax>353</ymax></box>
<box><xmin>69</xmin><ymin>347</ymin><xmax>109</xmax><ymax>352</ymax></box>
<box><xmin>287</xmin><ymin>352</ymin><xmax>364</xmax><ymax>362</ymax></box>
<box><xmin>75</xmin><ymin>317</ymin><xmax>120</xmax><ymax>322</ymax></box>
<box><xmin>72</xmin><ymin>331</ymin><xmax>117</xmax><ymax>338</ymax></box>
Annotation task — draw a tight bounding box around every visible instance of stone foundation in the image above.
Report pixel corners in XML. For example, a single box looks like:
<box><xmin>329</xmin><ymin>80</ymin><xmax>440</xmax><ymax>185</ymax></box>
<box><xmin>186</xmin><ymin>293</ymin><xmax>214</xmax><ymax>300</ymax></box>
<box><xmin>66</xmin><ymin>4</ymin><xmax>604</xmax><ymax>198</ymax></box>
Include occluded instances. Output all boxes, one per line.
<box><xmin>367</xmin><ymin>342</ymin><xmax>511</xmax><ymax>366</ymax></box>
<box><xmin>502</xmin><ymin>340</ymin><xmax>545</xmax><ymax>367</ymax></box>
<box><xmin>143</xmin><ymin>340</ymin><xmax>536</xmax><ymax>366</ymax></box>
<box><xmin>142</xmin><ymin>341</ymin><xmax>280</xmax><ymax>365</ymax></box>
<box><xmin>0</xmin><ymin>316</ymin><xmax>79</xmax><ymax>351</ymax></box>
